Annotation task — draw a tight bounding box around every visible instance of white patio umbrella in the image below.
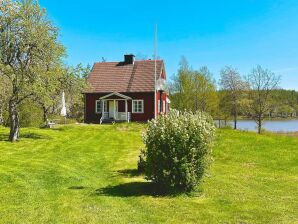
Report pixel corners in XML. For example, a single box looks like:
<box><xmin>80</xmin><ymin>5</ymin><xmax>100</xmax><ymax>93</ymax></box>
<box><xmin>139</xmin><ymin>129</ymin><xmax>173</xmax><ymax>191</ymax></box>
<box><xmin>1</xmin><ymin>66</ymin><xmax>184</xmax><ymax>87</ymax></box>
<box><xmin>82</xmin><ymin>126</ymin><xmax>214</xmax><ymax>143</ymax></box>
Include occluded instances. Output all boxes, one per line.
<box><xmin>60</xmin><ymin>91</ymin><xmax>67</xmax><ymax>123</ymax></box>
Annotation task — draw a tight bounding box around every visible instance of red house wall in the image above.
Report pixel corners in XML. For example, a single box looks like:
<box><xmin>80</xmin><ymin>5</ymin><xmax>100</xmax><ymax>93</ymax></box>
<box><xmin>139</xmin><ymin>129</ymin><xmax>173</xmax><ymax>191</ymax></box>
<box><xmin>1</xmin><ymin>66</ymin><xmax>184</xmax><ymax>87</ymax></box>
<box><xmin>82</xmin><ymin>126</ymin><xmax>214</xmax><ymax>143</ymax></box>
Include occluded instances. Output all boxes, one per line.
<box><xmin>84</xmin><ymin>92</ymin><xmax>155</xmax><ymax>123</ymax></box>
<box><xmin>155</xmin><ymin>91</ymin><xmax>168</xmax><ymax>115</ymax></box>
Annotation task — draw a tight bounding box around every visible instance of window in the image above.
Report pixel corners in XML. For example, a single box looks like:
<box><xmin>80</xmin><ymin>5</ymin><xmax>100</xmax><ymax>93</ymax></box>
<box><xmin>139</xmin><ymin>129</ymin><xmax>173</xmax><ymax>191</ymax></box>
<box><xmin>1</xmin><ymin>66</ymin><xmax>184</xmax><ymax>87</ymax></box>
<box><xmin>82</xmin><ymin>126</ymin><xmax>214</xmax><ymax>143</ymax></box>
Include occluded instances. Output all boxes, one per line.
<box><xmin>132</xmin><ymin>100</ymin><xmax>144</xmax><ymax>113</ymax></box>
<box><xmin>96</xmin><ymin>100</ymin><xmax>107</xmax><ymax>113</ymax></box>
<box><xmin>163</xmin><ymin>100</ymin><xmax>166</xmax><ymax>113</ymax></box>
<box><xmin>158</xmin><ymin>100</ymin><xmax>160</xmax><ymax>113</ymax></box>
<box><xmin>95</xmin><ymin>100</ymin><xmax>101</xmax><ymax>113</ymax></box>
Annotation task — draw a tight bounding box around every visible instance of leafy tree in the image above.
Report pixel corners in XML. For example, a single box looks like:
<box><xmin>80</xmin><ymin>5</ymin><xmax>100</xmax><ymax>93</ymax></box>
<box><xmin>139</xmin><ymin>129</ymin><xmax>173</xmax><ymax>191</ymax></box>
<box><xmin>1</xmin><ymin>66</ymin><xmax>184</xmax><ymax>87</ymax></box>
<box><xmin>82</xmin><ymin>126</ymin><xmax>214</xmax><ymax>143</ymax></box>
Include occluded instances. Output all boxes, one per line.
<box><xmin>219</xmin><ymin>66</ymin><xmax>247</xmax><ymax>129</ymax></box>
<box><xmin>170</xmin><ymin>57</ymin><xmax>218</xmax><ymax>115</ymax></box>
<box><xmin>32</xmin><ymin>63</ymin><xmax>89</xmax><ymax>124</ymax></box>
<box><xmin>61</xmin><ymin>64</ymin><xmax>89</xmax><ymax>121</ymax></box>
<box><xmin>33</xmin><ymin>65</ymin><xmax>64</xmax><ymax>124</ymax></box>
<box><xmin>169</xmin><ymin>57</ymin><xmax>193</xmax><ymax>111</ymax></box>
<box><xmin>245</xmin><ymin>65</ymin><xmax>280</xmax><ymax>134</ymax></box>
<box><xmin>193</xmin><ymin>67</ymin><xmax>218</xmax><ymax>114</ymax></box>
<box><xmin>0</xmin><ymin>0</ymin><xmax>65</xmax><ymax>141</ymax></box>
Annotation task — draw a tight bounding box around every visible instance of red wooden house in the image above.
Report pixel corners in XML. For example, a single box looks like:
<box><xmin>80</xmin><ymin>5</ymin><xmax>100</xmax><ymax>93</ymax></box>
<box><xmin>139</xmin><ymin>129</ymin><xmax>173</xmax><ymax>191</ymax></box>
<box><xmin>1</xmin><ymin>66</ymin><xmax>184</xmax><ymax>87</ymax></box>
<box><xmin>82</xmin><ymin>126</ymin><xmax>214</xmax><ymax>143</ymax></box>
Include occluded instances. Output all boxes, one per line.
<box><xmin>84</xmin><ymin>54</ymin><xmax>169</xmax><ymax>123</ymax></box>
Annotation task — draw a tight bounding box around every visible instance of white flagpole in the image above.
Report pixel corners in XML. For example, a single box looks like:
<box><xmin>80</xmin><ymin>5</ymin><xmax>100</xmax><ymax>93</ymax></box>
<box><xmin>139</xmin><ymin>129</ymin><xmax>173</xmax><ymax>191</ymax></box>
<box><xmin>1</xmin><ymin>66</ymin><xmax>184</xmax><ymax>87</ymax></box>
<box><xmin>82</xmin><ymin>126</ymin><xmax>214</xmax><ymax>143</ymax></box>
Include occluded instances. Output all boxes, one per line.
<box><xmin>154</xmin><ymin>24</ymin><xmax>157</xmax><ymax>119</ymax></box>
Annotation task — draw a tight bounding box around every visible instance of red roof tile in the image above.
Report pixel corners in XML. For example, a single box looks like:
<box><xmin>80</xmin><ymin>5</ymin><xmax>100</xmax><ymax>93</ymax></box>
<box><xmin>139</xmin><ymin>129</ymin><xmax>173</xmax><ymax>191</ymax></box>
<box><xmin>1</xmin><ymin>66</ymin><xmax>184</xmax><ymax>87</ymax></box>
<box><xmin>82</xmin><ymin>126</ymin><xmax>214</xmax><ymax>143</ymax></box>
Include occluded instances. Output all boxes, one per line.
<box><xmin>85</xmin><ymin>60</ymin><xmax>164</xmax><ymax>93</ymax></box>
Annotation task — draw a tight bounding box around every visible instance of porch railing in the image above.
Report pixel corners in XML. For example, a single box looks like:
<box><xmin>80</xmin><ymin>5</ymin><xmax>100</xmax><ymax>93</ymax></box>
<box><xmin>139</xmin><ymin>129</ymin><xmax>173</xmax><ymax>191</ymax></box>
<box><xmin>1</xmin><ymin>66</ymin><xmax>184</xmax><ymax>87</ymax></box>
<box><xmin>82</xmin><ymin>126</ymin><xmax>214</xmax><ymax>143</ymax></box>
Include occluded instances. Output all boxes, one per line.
<box><xmin>116</xmin><ymin>112</ymin><xmax>127</xmax><ymax>121</ymax></box>
<box><xmin>100</xmin><ymin>112</ymin><xmax>131</xmax><ymax>123</ymax></box>
<box><xmin>103</xmin><ymin>112</ymin><xmax>109</xmax><ymax>119</ymax></box>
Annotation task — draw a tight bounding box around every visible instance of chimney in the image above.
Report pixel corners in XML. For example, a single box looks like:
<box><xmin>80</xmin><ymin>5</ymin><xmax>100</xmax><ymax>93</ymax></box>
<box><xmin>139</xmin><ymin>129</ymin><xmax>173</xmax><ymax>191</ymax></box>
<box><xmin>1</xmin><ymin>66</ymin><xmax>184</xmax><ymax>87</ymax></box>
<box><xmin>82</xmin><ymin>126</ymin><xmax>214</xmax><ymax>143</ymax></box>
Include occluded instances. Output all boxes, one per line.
<box><xmin>124</xmin><ymin>54</ymin><xmax>135</xmax><ymax>64</ymax></box>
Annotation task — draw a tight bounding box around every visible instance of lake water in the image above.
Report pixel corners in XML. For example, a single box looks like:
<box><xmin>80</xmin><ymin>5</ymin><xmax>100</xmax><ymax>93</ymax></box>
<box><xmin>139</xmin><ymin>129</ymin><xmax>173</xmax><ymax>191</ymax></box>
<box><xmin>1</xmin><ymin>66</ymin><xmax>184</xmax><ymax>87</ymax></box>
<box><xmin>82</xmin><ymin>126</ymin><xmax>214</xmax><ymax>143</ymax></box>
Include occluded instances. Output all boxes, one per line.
<box><xmin>215</xmin><ymin>119</ymin><xmax>298</xmax><ymax>132</ymax></box>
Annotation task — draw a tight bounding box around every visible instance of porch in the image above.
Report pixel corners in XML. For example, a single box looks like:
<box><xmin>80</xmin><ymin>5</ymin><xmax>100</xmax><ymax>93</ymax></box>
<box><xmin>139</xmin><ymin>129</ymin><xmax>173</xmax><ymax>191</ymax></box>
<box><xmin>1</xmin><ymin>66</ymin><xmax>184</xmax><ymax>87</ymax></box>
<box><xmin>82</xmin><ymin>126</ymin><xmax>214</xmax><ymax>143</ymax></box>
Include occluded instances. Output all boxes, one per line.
<box><xmin>99</xmin><ymin>92</ymin><xmax>132</xmax><ymax>124</ymax></box>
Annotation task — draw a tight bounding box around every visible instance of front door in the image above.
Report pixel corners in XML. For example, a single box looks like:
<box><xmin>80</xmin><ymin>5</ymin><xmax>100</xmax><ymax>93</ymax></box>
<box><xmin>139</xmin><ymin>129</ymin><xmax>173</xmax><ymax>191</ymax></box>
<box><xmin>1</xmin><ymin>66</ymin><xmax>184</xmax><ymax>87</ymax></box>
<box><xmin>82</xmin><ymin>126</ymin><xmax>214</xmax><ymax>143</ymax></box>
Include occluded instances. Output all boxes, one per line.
<box><xmin>108</xmin><ymin>101</ymin><xmax>118</xmax><ymax>119</ymax></box>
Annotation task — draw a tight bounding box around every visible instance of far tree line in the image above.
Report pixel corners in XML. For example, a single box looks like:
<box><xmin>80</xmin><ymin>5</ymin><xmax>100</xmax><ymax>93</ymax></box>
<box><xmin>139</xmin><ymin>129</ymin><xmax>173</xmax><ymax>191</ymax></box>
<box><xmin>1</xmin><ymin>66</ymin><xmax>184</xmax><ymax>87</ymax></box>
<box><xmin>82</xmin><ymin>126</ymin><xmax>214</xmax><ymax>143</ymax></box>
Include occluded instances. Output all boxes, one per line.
<box><xmin>169</xmin><ymin>57</ymin><xmax>297</xmax><ymax>134</ymax></box>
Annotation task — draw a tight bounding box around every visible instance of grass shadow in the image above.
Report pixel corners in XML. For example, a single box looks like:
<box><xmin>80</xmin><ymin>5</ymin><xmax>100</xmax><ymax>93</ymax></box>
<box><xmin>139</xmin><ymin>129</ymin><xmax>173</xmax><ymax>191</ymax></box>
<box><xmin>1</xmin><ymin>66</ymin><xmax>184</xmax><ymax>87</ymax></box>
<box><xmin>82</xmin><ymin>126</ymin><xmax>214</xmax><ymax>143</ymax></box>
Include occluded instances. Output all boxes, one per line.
<box><xmin>68</xmin><ymin>186</ymin><xmax>85</xmax><ymax>190</ymax></box>
<box><xmin>95</xmin><ymin>181</ymin><xmax>201</xmax><ymax>198</ymax></box>
<box><xmin>22</xmin><ymin>133</ymin><xmax>51</xmax><ymax>140</ymax></box>
<box><xmin>94</xmin><ymin>182</ymin><xmax>166</xmax><ymax>197</ymax></box>
<box><xmin>117</xmin><ymin>169</ymin><xmax>142</xmax><ymax>177</ymax></box>
<box><xmin>41</xmin><ymin>126</ymin><xmax>66</xmax><ymax>131</ymax></box>
<box><xmin>0</xmin><ymin>132</ymin><xmax>51</xmax><ymax>141</ymax></box>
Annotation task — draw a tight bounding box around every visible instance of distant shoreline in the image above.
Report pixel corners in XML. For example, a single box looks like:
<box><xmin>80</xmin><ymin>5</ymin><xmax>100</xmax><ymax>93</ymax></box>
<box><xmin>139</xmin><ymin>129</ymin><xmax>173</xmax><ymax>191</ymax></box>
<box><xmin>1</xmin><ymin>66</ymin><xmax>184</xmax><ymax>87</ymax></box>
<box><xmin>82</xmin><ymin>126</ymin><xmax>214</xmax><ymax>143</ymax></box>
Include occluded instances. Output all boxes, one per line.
<box><xmin>215</xmin><ymin>117</ymin><xmax>298</xmax><ymax>121</ymax></box>
<box><xmin>214</xmin><ymin>118</ymin><xmax>298</xmax><ymax>133</ymax></box>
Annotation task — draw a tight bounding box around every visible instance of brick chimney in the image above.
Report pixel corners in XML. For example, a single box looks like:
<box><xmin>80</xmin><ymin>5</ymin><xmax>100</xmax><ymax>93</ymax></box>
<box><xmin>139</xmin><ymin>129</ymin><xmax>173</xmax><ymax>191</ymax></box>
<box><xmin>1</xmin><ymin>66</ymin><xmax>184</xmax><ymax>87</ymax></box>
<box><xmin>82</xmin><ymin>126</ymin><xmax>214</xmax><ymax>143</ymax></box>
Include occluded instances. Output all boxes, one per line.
<box><xmin>124</xmin><ymin>54</ymin><xmax>135</xmax><ymax>64</ymax></box>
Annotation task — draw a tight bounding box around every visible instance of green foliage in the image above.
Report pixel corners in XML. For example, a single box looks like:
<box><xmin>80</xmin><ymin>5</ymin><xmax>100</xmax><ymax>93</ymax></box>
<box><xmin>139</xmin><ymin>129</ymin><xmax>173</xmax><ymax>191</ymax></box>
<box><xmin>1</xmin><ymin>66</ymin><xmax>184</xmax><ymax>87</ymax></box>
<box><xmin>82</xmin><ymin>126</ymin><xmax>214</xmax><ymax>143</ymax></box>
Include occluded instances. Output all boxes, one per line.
<box><xmin>170</xmin><ymin>57</ymin><xmax>218</xmax><ymax>115</ymax></box>
<box><xmin>3</xmin><ymin>99</ymin><xmax>44</xmax><ymax>128</ymax></box>
<box><xmin>62</xmin><ymin>64</ymin><xmax>90</xmax><ymax>121</ymax></box>
<box><xmin>142</xmin><ymin>110</ymin><xmax>216</xmax><ymax>192</ymax></box>
<box><xmin>19</xmin><ymin>100</ymin><xmax>43</xmax><ymax>127</ymax></box>
<box><xmin>270</xmin><ymin>89</ymin><xmax>298</xmax><ymax>117</ymax></box>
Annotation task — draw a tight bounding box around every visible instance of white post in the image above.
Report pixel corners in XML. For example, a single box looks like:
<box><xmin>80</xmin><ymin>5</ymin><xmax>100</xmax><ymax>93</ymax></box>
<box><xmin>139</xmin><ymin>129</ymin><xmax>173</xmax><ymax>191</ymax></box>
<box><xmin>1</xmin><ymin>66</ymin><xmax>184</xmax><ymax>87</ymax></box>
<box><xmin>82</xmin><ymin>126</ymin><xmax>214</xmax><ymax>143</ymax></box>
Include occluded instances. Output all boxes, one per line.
<box><xmin>114</xmin><ymin>100</ymin><xmax>116</xmax><ymax>120</ymax></box>
<box><xmin>102</xmin><ymin>100</ymin><xmax>104</xmax><ymax>117</ymax></box>
<box><xmin>125</xmin><ymin>100</ymin><xmax>128</xmax><ymax>122</ymax></box>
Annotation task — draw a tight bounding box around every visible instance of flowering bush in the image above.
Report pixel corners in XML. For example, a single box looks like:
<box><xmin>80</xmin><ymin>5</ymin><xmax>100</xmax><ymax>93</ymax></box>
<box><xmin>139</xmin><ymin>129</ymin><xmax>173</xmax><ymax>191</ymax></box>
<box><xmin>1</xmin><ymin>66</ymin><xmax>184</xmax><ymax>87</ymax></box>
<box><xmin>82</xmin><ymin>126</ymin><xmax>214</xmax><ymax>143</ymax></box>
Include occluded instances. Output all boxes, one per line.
<box><xmin>141</xmin><ymin>110</ymin><xmax>216</xmax><ymax>192</ymax></box>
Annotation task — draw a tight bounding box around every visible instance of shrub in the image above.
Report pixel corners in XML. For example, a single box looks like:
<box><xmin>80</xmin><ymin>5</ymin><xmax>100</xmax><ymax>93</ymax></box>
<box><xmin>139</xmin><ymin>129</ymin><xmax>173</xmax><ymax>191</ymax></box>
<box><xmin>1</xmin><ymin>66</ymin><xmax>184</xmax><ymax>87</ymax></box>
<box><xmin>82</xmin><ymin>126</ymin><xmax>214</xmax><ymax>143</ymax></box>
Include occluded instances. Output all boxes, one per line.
<box><xmin>141</xmin><ymin>110</ymin><xmax>216</xmax><ymax>192</ymax></box>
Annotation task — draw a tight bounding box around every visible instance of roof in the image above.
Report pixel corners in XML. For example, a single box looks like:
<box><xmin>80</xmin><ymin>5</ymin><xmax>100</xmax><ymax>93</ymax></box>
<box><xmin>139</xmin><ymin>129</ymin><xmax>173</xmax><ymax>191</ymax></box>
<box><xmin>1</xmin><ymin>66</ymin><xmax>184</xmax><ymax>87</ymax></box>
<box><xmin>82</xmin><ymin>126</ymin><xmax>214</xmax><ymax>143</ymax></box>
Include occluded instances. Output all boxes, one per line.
<box><xmin>84</xmin><ymin>60</ymin><xmax>165</xmax><ymax>93</ymax></box>
<box><xmin>99</xmin><ymin>92</ymin><xmax>132</xmax><ymax>100</ymax></box>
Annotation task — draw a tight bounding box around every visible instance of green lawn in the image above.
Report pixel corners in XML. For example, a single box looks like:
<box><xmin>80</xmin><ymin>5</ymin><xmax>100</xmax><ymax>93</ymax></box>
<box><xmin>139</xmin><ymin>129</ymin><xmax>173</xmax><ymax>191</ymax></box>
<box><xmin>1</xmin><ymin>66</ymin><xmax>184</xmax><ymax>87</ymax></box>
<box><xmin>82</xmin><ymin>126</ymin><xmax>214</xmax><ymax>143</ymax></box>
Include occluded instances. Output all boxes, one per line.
<box><xmin>0</xmin><ymin>124</ymin><xmax>297</xmax><ymax>223</ymax></box>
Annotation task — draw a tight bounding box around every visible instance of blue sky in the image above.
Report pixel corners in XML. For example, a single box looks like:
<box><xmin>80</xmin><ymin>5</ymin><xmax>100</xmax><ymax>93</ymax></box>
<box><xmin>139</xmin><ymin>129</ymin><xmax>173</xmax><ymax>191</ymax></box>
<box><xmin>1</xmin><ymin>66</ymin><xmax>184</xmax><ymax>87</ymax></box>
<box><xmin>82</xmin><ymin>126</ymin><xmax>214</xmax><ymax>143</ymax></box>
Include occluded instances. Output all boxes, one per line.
<box><xmin>39</xmin><ymin>0</ymin><xmax>298</xmax><ymax>90</ymax></box>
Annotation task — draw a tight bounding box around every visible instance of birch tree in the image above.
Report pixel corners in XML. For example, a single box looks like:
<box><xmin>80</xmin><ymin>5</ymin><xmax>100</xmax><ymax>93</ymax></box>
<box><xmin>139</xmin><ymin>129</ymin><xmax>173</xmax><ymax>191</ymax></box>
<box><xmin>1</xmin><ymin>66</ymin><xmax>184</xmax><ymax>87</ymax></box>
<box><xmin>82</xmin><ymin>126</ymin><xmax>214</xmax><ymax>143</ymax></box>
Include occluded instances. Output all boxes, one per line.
<box><xmin>246</xmin><ymin>65</ymin><xmax>280</xmax><ymax>134</ymax></box>
<box><xmin>219</xmin><ymin>66</ymin><xmax>247</xmax><ymax>129</ymax></box>
<box><xmin>0</xmin><ymin>0</ymin><xmax>64</xmax><ymax>141</ymax></box>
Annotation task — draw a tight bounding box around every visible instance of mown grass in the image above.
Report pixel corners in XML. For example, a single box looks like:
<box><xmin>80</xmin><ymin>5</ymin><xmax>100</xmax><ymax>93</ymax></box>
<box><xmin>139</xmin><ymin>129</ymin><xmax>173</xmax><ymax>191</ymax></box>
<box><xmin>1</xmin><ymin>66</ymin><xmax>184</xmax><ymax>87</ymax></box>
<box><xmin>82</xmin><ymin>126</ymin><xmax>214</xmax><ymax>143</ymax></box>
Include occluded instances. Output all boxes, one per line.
<box><xmin>0</xmin><ymin>124</ymin><xmax>297</xmax><ymax>223</ymax></box>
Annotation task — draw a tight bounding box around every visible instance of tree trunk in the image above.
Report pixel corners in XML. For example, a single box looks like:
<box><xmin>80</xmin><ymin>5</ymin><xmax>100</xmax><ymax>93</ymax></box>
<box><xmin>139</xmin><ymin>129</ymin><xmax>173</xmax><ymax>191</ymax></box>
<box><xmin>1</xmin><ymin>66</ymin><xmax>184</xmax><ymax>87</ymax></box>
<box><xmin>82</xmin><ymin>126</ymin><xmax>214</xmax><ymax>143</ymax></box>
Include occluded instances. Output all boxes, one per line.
<box><xmin>43</xmin><ymin>106</ymin><xmax>48</xmax><ymax>123</ymax></box>
<box><xmin>257</xmin><ymin>116</ymin><xmax>262</xmax><ymax>134</ymax></box>
<box><xmin>233</xmin><ymin>114</ymin><xmax>237</xmax><ymax>130</ymax></box>
<box><xmin>0</xmin><ymin>106</ymin><xmax>3</xmax><ymax>125</ymax></box>
<box><xmin>9</xmin><ymin>100</ymin><xmax>20</xmax><ymax>142</ymax></box>
<box><xmin>233</xmin><ymin>104</ymin><xmax>237</xmax><ymax>130</ymax></box>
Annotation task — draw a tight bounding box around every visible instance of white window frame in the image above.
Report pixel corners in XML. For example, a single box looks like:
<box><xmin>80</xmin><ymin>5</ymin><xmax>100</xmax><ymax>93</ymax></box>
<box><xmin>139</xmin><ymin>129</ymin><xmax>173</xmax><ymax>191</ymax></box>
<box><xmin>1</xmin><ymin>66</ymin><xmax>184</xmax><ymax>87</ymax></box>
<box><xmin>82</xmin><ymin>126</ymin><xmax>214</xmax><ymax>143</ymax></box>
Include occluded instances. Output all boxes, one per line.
<box><xmin>96</xmin><ymin>100</ymin><xmax>107</xmax><ymax>113</ymax></box>
<box><xmin>95</xmin><ymin>100</ymin><xmax>101</xmax><ymax>113</ymax></box>
<box><xmin>158</xmin><ymin>100</ymin><xmax>160</xmax><ymax>113</ymax></box>
<box><xmin>132</xmin><ymin>100</ymin><xmax>144</xmax><ymax>113</ymax></box>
